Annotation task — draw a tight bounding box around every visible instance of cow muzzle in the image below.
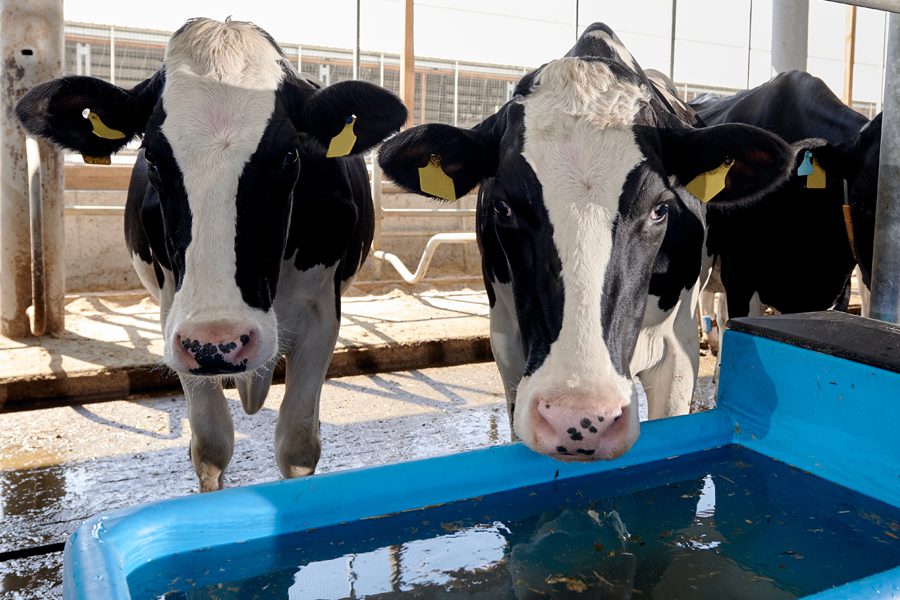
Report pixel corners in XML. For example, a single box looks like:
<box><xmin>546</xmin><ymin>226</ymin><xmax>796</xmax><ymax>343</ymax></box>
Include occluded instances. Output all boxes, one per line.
<box><xmin>171</xmin><ymin>319</ymin><xmax>265</xmax><ymax>375</ymax></box>
<box><xmin>522</xmin><ymin>385</ymin><xmax>639</xmax><ymax>462</ymax></box>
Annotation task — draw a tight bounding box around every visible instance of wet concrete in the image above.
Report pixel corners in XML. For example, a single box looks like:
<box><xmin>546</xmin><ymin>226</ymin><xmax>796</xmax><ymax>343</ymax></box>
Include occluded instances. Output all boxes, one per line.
<box><xmin>0</xmin><ymin>357</ymin><xmax>717</xmax><ymax>598</ymax></box>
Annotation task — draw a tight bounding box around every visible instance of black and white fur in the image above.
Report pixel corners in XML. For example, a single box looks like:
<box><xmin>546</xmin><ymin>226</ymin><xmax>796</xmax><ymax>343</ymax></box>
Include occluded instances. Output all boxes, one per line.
<box><xmin>16</xmin><ymin>18</ymin><xmax>407</xmax><ymax>491</ymax></box>
<box><xmin>690</xmin><ymin>71</ymin><xmax>882</xmax><ymax>340</ymax></box>
<box><xmin>379</xmin><ymin>24</ymin><xmax>804</xmax><ymax>462</ymax></box>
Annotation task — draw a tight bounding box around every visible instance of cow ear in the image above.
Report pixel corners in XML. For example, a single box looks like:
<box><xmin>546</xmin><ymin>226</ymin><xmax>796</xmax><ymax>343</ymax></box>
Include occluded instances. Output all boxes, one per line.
<box><xmin>811</xmin><ymin>113</ymin><xmax>881</xmax><ymax>181</ymax></box>
<box><xmin>15</xmin><ymin>73</ymin><xmax>163</xmax><ymax>160</ymax></box>
<box><xmin>378</xmin><ymin>123</ymin><xmax>500</xmax><ymax>201</ymax></box>
<box><xmin>658</xmin><ymin>123</ymin><xmax>798</xmax><ymax>205</ymax></box>
<box><xmin>297</xmin><ymin>80</ymin><xmax>407</xmax><ymax>157</ymax></box>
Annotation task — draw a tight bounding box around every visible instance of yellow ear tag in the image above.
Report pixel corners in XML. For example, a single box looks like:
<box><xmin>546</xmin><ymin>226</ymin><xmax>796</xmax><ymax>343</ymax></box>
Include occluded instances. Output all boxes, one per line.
<box><xmin>81</xmin><ymin>154</ymin><xmax>111</xmax><ymax>165</ymax></box>
<box><xmin>82</xmin><ymin>108</ymin><xmax>126</xmax><ymax>140</ymax></box>
<box><xmin>806</xmin><ymin>157</ymin><xmax>827</xmax><ymax>189</ymax></box>
<box><xmin>418</xmin><ymin>154</ymin><xmax>457</xmax><ymax>201</ymax></box>
<box><xmin>685</xmin><ymin>158</ymin><xmax>734</xmax><ymax>203</ymax></box>
<box><xmin>326</xmin><ymin>115</ymin><xmax>357</xmax><ymax>158</ymax></box>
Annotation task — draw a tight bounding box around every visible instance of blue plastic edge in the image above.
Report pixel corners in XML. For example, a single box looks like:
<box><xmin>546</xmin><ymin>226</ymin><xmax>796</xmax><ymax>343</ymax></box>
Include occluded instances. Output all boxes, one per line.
<box><xmin>63</xmin><ymin>409</ymin><xmax>733</xmax><ymax>599</ymax></box>
<box><xmin>717</xmin><ymin>330</ymin><xmax>900</xmax><ymax>508</ymax></box>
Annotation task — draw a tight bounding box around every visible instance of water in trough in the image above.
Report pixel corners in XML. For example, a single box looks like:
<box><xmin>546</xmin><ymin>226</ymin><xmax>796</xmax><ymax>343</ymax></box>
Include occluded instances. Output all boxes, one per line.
<box><xmin>133</xmin><ymin>445</ymin><xmax>900</xmax><ymax>599</ymax></box>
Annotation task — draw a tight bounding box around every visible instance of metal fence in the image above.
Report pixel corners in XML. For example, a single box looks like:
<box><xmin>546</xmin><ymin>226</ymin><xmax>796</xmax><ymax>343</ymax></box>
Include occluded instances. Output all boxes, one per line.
<box><xmin>64</xmin><ymin>22</ymin><xmax>527</xmax><ymax>131</ymax></box>
<box><xmin>65</xmin><ymin>21</ymin><xmax>881</xmax><ymax>129</ymax></box>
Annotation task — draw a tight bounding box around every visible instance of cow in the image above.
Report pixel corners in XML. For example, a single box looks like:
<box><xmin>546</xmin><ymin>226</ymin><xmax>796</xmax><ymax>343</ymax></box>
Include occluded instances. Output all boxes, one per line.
<box><xmin>378</xmin><ymin>23</ymin><xmax>806</xmax><ymax>462</ymax></box>
<box><xmin>689</xmin><ymin>71</ymin><xmax>882</xmax><ymax>345</ymax></box>
<box><xmin>15</xmin><ymin>18</ymin><xmax>407</xmax><ymax>491</ymax></box>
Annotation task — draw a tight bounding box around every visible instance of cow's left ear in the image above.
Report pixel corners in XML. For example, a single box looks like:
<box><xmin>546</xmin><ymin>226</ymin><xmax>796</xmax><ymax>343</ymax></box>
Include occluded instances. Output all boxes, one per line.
<box><xmin>15</xmin><ymin>73</ymin><xmax>163</xmax><ymax>160</ymax></box>
<box><xmin>294</xmin><ymin>80</ymin><xmax>407</xmax><ymax>157</ymax></box>
<box><xmin>656</xmin><ymin>123</ymin><xmax>799</xmax><ymax>205</ymax></box>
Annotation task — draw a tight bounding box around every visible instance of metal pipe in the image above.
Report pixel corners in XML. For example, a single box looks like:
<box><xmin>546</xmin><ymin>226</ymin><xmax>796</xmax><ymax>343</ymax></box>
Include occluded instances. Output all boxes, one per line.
<box><xmin>1</xmin><ymin>0</ymin><xmax>64</xmax><ymax>337</ymax></box>
<box><xmin>25</xmin><ymin>137</ymin><xmax>45</xmax><ymax>336</ymax></box>
<box><xmin>772</xmin><ymin>0</ymin><xmax>809</xmax><ymax>73</ymax></box>
<box><xmin>869</xmin><ymin>12</ymin><xmax>900</xmax><ymax>324</ymax></box>
<box><xmin>383</xmin><ymin>208</ymin><xmax>475</xmax><ymax>216</ymax></box>
<box><xmin>453</xmin><ymin>61</ymin><xmax>460</xmax><ymax>127</ymax></box>
<box><xmin>373</xmin><ymin>232</ymin><xmax>476</xmax><ymax>284</ymax></box>
<box><xmin>371</xmin><ymin>158</ymin><xmax>384</xmax><ymax>278</ymax></box>
<box><xmin>669</xmin><ymin>0</ymin><xmax>677</xmax><ymax>80</ymax></box>
<box><xmin>352</xmin><ymin>0</ymin><xmax>360</xmax><ymax>80</ymax></box>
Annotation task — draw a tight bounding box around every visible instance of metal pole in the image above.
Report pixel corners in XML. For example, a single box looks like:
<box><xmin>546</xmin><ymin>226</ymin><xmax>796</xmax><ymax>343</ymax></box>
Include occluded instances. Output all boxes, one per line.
<box><xmin>575</xmin><ymin>0</ymin><xmax>579</xmax><ymax>41</ymax></box>
<box><xmin>109</xmin><ymin>25</ymin><xmax>116</xmax><ymax>86</ymax></box>
<box><xmin>1</xmin><ymin>0</ymin><xmax>65</xmax><ymax>337</ymax></box>
<box><xmin>771</xmin><ymin>0</ymin><xmax>809</xmax><ymax>73</ymax></box>
<box><xmin>843</xmin><ymin>6</ymin><xmax>857</xmax><ymax>105</ymax></box>
<box><xmin>746</xmin><ymin>0</ymin><xmax>753</xmax><ymax>89</ymax></box>
<box><xmin>669</xmin><ymin>0</ymin><xmax>677</xmax><ymax>80</ymax></box>
<box><xmin>352</xmin><ymin>0</ymin><xmax>360</xmax><ymax>80</ymax></box>
<box><xmin>453</xmin><ymin>61</ymin><xmax>460</xmax><ymax>127</ymax></box>
<box><xmin>870</xmin><ymin>13</ymin><xmax>900</xmax><ymax>324</ymax></box>
<box><xmin>399</xmin><ymin>0</ymin><xmax>415</xmax><ymax>128</ymax></box>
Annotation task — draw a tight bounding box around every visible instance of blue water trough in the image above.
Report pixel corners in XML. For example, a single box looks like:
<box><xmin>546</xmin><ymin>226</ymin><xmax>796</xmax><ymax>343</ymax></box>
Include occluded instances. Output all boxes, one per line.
<box><xmin>63</xmin><ymin>312</ymin><xmax>900</xmax><ymax>599</ymax></box>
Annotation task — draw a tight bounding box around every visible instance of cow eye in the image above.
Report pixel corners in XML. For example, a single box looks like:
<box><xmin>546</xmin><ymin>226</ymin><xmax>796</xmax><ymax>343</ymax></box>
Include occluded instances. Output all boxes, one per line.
<box><xmin>282</xmin><ymin>148</ymin><xmax>299</xmax><ymax>169</ymax></box>
<box><xmin>144</xmin><ymin>150</ymin><xmax>156</xmax><ymax>168</ymax></box>
<box><xmin>651</xmin><ymin>201</ymin><xmax>670</xmax><ymax>222</ymax></box>
<box><xmin>493</xmin><ymin>198</ymin><xmax>513</xmax><ymax>219</ymax></box>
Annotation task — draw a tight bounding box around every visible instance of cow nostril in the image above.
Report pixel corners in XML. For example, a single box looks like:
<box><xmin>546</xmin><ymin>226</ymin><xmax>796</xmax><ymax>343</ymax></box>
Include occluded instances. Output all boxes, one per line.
<box><xmin>240</xmin><ymin>333</ymin><xmax>250</xmax><ymax>345</ymax></box>
<box><xmin>614</xmin><ymin>415</ymin><xmax>621</xmax><ymax>422</ymax></box>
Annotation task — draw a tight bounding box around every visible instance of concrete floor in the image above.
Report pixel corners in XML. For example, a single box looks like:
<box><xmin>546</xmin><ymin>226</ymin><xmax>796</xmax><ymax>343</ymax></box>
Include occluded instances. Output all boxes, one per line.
<box><xmin>0</xmin><ymin>356</ymin><xmax>716</xmax><ymax>598</ymax></box>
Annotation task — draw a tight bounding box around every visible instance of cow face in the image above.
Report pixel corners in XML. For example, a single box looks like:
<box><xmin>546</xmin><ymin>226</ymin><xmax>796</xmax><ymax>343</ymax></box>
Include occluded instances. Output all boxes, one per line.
<box><xmin>814</xmin><ymin>114</ymin><xmax>882</xmax><ymax>288</ymax></box>
<box><xmin>16</xmin><ymin>18</ymin><xmax>406</xmax><ymax>376</ymax></box>
<box><xmin>379</xmin><ymin>34</ymin><xmax>797</xmax><ymax>462</ymax></box>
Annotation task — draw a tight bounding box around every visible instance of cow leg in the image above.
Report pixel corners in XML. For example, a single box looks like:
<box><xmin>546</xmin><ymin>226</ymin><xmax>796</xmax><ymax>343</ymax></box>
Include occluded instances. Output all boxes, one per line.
<box><xmin>489</xmin><ymin>281</ymin><xmax>525</xmax><ymax>439</ymax></box>
<box><xmin>637</xmin><ymin>292</ymin><xmax>699</xmax><ymax>420</ymax></box>
<box><xmin>236</xmin><ymin>368</ymin><xmax>274</xmax><ymax>415</ymax></box>
<box><xmin>857</xmin><ymin>266</ymin><xmax>871</xmax><ymax>318</ymax></box>
<box><xmin>275</xmin><ymin>292</ymin><xmax>338</xmax><ymax>479</ymax></box>
<box><xmin>183</xmin><ymin>377</ymin><xmax>234</xmax><ymax>492</ymax></box>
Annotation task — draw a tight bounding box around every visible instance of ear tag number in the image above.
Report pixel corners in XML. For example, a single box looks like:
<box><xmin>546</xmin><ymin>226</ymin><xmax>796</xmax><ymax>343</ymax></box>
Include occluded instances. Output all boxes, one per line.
<box><xmin>82</xmin><ymin>108</ymin><xmax>126</xmax><ymax>140</ymax></box>
<box><xmin>81</xmin><ymin>154</ymin><xmax>111</xmax><ymax>165</ymax></box>
<box><xmin>806</xmin><ymin>157</ymin><xmax>826</xmax><ymax>189</ymax></box>
<box><xmin>797</xmin><ymin>150</ymin><xmax>814</xmax><ymax>176</ymax></box>
<box><xmin>418</xmin><ymin>154</ymin><xmax>457</xmax><ymax>201</ymax></box>
<box><xmin>685</xmin><ymin>158</ymin><xmax>734</xmax><ymax>203</ymax></box>
<box><xmin>326</xmin><ymin>115</ymin><xmax>357</xmax><ymax>158</ymax></box>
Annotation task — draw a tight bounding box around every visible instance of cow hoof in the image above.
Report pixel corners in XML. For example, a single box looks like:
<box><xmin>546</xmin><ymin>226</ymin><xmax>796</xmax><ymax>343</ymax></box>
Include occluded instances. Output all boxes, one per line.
<box><xmin>283</xmin><ymin>465</ymin><xmax>315</xmax><ymax>479</ymax></box>
<box><xmin>197</xmin><ymin>463</ymin><xmax>225</xmax><ymax>493</ymax></box>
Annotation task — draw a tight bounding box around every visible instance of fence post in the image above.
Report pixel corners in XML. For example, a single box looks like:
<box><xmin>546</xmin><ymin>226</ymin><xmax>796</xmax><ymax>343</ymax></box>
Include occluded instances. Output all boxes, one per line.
<box><xmin>870</xmin><ymin>12</ymin><xmax>900</xmax><ymax>324</ymax></box>
<box><xmin>453</xmin><ymin>61</ymin><xmax>459</xmax><ymax>127</ymax></box>
<box><xmin>0</xmin><ymin>0</ymin><xmax>65</xmax><ymax>337</ymax></box>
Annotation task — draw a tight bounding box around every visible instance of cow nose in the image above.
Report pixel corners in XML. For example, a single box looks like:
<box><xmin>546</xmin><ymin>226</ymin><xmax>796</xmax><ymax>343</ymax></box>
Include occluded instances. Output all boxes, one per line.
<box><xmin>532</xmin><ymin>393</ymin><xmax>631</xmax><ymax>461</ymax></box>
<box><xmin>173</xmin><ymin>321</ymin><xmax>259</xmax><ymax>375</ymax></box>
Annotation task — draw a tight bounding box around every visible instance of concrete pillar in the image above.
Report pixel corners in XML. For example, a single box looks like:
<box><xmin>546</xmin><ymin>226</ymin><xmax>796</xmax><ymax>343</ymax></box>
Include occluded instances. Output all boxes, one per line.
<box><xmin>0</xmin><ymin>0</ymin><xmax>65</xmax><ymax>337</ymax></box>
<box><xmin>870</xmin><ymin>13</ymin><xmax>900</xmax><ymax>324</ymax></box>
<box><xmin>771</xmin><ymin>0</ymin><xmax>808</xmax><ymax>73</ymax></box>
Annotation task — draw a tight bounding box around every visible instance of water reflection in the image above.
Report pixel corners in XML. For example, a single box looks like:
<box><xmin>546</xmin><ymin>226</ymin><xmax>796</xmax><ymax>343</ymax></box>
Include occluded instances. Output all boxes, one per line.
<box><xmin>289</xmin><ymin>525</ymin><xmax>509</xmax><ymax>599</ymax></box>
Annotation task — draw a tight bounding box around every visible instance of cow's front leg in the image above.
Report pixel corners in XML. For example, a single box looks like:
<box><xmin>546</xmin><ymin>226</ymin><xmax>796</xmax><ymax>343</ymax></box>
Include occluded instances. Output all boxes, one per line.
<box><xmin>636</xmin><ymin>294</ymin><xmax>698</xmax><ymax>420</ymax></box>
<box><xmin>276</xmin><ymin>293</ymin><xmax>339</xmax><ymax>478</ymax></box>
<box><xmin>183</xmin><ymin>376</ymin><xmax>234</xmax><ymax>492</ymax></box>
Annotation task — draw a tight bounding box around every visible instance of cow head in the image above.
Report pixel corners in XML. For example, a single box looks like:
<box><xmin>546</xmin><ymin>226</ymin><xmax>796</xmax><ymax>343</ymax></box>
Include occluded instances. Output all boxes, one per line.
<box><xmin>812</xmin><ymin>113</ymin><xmax>882</xmax><ymax>288</ymax></box>
<box><xmin>16</xmin><ymin>18</ymin><xmax>406</xmax><ymax>377</ymax></box>
<box><xmin>379</xmin><ymin>24</ymin><xmax>798</xmax><ymax>461</ymax></box>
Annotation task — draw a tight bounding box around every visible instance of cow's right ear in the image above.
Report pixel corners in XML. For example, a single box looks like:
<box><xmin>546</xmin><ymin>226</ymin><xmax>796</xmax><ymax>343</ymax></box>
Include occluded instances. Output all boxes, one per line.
<box><xmin>15</xmin><ymin>73</ymin><xmax>163</xmax><ymax>160</ymax></box>
<box><xmin>378</xmin><ymin>123</ymin><xmax>499</xmax><ymax>201</ymax></box>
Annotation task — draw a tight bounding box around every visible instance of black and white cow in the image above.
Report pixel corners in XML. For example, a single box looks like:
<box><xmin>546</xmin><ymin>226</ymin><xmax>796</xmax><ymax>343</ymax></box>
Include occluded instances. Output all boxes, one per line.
<box><xmin>379</xmin><ymin>23</ymin><xmax>803</xmax><ymax>461</ymax></box>
<box><xmin>16</xmin><ymin>18</ymin><xmax>406</xmax><ymax>491</ymax></box>
<box><xmin>690</xmin><ymin>71</ymin><xmax>882</xmax><ymax>338</ymax></box>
